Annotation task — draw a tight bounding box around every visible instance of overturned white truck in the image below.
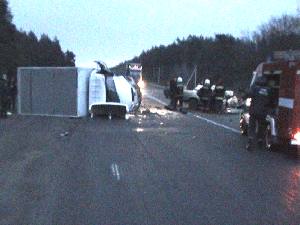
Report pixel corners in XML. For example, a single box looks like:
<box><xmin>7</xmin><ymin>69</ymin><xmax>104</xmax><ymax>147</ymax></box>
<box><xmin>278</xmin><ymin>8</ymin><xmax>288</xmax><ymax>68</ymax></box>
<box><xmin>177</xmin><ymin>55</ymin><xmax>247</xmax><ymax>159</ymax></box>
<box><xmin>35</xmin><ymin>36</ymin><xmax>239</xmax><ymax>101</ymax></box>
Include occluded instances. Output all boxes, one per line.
<box><xmin>17</xmin><ymin>62</ymin><xmax>141</xmax><ymax>118</ymax></box>
<box><xmin>89</xmin><ymin>61</ymin><xmax>141</xmax><ymax>118</ymax></box>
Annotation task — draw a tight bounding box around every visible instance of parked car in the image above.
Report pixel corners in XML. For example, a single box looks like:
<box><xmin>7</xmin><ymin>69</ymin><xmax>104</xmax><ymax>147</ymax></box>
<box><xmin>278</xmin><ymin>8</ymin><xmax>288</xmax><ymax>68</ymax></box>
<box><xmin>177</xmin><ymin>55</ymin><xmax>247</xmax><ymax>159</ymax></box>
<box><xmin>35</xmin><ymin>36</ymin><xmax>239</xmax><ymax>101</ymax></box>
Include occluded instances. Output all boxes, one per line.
<box><xmin>164</xmin><ymin>84</ymin><xmax>201</xmax><ymax>109</ymax></box>
<box><xmin>182</xmin><ymin>85</ymin><xmax>202</xmax><ymax>109</ymax></box>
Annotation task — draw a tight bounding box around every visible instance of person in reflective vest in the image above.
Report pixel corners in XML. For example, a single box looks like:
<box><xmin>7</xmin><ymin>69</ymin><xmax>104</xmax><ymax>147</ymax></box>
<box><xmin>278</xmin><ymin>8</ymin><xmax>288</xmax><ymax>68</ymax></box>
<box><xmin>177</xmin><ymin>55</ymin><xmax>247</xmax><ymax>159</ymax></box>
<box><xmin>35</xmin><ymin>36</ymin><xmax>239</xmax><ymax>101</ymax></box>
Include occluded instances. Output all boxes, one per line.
<box><xmin>175</xmin><ymin>77</ymin><xmax>184</xmax><ymax>110</ymax></box>
<box><xmin>169</xmin><ymin>77</ymin><xmax>177</xmax><ymax>109</ymax></box>
<box><xmin>197</xmin><ymin>79</ymin><xmax>212</xmax><ymax>112</ymax></box>
<box><xmin>213</xmin><ymin>85</ymin><xmax>225</xmax><ymax>113</ymax></box>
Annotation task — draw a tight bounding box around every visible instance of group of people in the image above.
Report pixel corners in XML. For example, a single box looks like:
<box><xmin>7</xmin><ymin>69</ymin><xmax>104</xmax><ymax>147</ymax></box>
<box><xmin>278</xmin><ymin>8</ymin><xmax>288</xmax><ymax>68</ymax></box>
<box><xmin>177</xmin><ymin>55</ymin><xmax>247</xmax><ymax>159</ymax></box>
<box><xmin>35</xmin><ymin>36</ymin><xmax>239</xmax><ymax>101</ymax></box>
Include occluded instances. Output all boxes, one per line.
<box><xmin>0</xmin><ymin>76</ymin><xmax>17</xmax><ymax>118</ymax></box>
<box><xmin>166</xmin><ymin>76</ymin><xmax>226</xmax><ymax>113</ymax></box>
<box><xmin>197</xmin><ymin>76</ymin><xmax>276</xmax><ymax>151</ymax></box>
<box><xmin>164</xmin><ymin>74</ymin><xmax>276</xmax><ymax>152</ymax></box>
<box><xmin>197</xmin><ymin>79</ymin><xmax>226</xmax><ymax>113</ymax></box>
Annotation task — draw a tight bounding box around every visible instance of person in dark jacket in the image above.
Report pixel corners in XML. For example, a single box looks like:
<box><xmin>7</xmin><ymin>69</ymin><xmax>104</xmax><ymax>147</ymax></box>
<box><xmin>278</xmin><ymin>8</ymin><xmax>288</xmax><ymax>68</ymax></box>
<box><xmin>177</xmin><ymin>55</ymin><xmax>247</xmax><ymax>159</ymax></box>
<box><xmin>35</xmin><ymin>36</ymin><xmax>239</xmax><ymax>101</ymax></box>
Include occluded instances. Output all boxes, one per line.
<box><xmin>197</xmin><ymin>79</ymin><xmax>212</xmax><ymax>112</ymax></box>
<box><xmin>169</xmin><ymin>77</ymin><xmax>177</xmax><ymax>109</ymax></box>
<box><xmin>213</xmin><ymin>85</ymin><xmax>225</xmax><ymax>113</ymax></box>
<box><xmin>246</xmin><ymin>76</ymin><xmax>271</xmax><ymax>151</ymax></box>
<box><xmin>0</xmin><ymin>78</ymin><xmax>9</xmax><ymax>118</ymax></box>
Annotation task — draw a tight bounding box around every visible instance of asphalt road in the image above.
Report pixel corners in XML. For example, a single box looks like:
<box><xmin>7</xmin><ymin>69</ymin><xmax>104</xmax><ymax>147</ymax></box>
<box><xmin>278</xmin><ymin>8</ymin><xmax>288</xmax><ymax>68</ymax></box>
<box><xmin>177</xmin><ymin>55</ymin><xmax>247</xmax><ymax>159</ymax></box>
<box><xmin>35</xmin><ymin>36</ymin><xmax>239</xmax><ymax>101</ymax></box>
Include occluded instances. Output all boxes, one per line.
<box><xmin>1</xmin><ymin>83</ymin><xmax>300</xmax><ymax>224</ymax></box>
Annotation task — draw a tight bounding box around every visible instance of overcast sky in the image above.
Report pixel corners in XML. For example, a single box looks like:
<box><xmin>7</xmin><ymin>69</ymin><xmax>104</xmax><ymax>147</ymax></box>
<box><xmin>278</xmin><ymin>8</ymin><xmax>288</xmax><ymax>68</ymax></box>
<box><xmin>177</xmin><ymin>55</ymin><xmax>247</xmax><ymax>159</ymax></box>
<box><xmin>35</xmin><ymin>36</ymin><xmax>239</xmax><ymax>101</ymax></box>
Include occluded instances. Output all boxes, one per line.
<box><xmin>8</xmin><ymin>0</ymin><xmax>299</xmax><ymax>68</ymax></box>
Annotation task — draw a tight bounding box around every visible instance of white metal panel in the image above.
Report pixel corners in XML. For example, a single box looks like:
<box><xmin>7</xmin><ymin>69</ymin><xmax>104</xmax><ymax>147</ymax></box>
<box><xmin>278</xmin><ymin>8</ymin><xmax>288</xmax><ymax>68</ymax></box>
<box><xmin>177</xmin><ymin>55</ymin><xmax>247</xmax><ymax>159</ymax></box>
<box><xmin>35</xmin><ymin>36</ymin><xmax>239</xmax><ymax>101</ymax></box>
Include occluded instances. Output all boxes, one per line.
<box><xmin>279</xmin><ymin>97</ymin><xmax>294</xmax><ymax>109</ymax></box>
<box><xmin>89</xmin><ymin>71</ymin><xmax>106</xmax><ymax>111</ymax></box>
<box><xmin>77</xmin><ymin>68</ymin><xmax>94</xmax><ymax>117</ymax></box>
<box><xmin>274</xmin><ymin>70</ymin><xmax>282</xmax><ymax>74</ymax></box>
<box><xmin>113</xmin><ymin>76</ymin><xmax>132</xmax><ymax>112</ymax></box>
<box><xmin>18</xmin><ymin>67</ymin><xmax>93</xmax><ymax>117</ymax></box>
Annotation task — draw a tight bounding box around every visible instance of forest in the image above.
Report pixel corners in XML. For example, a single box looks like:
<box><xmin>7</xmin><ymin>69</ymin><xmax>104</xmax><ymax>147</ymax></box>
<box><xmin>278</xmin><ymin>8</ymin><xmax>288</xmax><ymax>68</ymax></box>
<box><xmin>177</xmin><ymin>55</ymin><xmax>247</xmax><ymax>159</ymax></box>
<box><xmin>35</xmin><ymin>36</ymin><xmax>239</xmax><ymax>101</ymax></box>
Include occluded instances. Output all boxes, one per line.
<box><xmin>1</xmin><ymin>0</ymin><xmax>300</xmax><ymax>91</ymax></box>
<box><xmin>112</xmin><ymin>14</ymin><xmax>300</xmax><ymax>90</ymax></box>
<box><xmin>0</xmin><ymin>0</ymin><xmax>75</xmax><ymax>83</ymax></box>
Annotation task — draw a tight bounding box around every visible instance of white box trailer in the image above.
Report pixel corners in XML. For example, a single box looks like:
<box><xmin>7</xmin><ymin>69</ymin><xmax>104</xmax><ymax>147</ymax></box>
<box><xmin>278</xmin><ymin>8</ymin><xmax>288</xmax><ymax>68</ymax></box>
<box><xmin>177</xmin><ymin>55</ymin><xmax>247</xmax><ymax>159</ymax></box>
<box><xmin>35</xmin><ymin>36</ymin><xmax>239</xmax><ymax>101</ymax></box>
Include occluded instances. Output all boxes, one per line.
<box><xmin>17</xmin><ymin>67</ymin><xmax>94</xmax><ymax>117</ymax></box>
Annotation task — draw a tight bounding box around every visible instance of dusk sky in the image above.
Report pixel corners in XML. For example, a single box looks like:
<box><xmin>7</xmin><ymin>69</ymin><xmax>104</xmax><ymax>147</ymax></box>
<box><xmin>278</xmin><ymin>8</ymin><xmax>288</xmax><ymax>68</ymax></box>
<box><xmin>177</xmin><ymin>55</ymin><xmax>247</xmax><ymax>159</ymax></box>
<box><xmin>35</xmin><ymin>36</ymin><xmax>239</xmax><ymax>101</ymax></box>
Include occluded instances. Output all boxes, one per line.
<box><xmin>8</xmin><ymin>0</ymin><xmax>299</xmax><ymax>68</ymax></box>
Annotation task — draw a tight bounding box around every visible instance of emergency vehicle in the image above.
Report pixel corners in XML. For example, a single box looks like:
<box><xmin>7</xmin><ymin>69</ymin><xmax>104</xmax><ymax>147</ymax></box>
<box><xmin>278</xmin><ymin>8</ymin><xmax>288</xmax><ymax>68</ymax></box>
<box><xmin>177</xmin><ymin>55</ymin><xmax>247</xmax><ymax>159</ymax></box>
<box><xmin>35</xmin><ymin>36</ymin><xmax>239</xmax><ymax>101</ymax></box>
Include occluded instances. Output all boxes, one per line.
<box><xmin>240</xmin><ymin>51</ymin><xmax>300</xmax><ymax>157</ymax></box>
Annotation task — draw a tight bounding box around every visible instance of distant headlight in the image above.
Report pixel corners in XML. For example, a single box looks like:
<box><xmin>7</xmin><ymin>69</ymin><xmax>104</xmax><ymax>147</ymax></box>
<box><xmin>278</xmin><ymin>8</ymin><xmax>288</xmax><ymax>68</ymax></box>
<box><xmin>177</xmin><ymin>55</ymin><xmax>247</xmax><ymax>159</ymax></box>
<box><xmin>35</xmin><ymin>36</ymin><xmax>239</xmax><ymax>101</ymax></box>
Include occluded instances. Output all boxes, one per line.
<box><xmin>138</xmin><ymin>80</ymin><xmax>145</xmax><ymax>88</ymax></box>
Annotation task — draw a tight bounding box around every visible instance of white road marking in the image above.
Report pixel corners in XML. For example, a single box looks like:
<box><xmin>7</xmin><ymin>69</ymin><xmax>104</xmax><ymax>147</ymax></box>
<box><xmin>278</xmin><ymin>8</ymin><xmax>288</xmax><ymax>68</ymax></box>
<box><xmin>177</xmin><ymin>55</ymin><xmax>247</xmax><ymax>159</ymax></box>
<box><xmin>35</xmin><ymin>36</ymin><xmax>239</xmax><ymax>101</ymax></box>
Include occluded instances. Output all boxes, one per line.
<box><xmin>192</xmin><ymin>114</ymin><xmax>240</xmax><ymax>134</ymax></box>
<box><xmin>145</xmin><ymin>94</ymin><xmax>240</xmax><ymax>134</ymax></box>
<box><xmin>111</xmin><ymin>164</ymin><xmax>120</xmax><ymax>181</ymax></box>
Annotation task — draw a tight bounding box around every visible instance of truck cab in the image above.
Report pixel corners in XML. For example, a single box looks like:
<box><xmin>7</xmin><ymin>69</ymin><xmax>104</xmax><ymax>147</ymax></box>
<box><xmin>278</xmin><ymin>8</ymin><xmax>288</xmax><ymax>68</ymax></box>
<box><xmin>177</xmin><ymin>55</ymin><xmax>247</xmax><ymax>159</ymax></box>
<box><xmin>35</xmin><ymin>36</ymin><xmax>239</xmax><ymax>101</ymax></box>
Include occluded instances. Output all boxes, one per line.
<box><xmin>240</xmin><ymin>58</ymin><xmax>300</xmax><ymax>156</ymax></box>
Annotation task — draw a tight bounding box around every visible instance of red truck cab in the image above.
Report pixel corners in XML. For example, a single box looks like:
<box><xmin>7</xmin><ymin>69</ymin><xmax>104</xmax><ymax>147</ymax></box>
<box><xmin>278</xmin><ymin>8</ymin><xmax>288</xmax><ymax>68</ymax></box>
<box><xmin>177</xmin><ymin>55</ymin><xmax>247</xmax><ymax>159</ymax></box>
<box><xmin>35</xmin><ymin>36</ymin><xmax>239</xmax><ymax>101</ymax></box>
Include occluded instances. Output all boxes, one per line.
<box><xmin>249</xmin><ymin>59</ymin><xmax>300</xmax><ymax>156</ymax></box>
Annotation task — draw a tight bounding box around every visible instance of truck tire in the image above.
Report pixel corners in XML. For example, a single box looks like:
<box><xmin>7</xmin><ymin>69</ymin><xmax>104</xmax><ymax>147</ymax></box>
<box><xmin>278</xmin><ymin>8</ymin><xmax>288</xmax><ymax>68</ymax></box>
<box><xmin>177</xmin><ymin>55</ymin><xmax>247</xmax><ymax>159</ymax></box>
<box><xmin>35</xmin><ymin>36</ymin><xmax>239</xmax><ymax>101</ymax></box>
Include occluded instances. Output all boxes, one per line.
<box><xmin>291</xmin><ymin>145</ymin><xmax>300</xmax><ymax>160</ymax></box>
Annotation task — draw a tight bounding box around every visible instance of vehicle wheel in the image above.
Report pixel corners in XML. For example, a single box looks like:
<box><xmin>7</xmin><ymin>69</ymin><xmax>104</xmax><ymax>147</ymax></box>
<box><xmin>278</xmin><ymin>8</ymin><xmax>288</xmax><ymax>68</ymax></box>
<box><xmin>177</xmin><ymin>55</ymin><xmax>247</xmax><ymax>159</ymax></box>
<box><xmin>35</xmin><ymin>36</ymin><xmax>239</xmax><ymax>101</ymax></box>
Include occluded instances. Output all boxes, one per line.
<box><xmin>291</xmin><ymin>145</ymin><xmax>300</xmax><ymax>160</ymax></box>
<box><xmin>188</xmin><ymin>99</ymin><xmax>198</xmax><ymax>110</ymax></box>
<box><xmin>296</xmin><ymin>145</ymin><xmax>300</xmax><ymax>160</ymax></box>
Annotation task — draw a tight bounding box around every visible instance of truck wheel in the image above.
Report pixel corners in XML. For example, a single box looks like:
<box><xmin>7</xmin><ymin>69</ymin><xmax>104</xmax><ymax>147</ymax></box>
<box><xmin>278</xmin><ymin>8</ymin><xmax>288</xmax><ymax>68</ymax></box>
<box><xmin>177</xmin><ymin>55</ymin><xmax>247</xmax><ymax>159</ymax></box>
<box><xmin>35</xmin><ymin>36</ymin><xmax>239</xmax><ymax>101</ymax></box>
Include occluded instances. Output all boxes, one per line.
<box><xmin>188</xmin><ymin>99</ymin><xmax>198</xmax><ymax>110</ymax></box>
<box><xmin>297</xmin><ymin>146</ymin><xmax>300</xmax><ymax>160</ymax></box>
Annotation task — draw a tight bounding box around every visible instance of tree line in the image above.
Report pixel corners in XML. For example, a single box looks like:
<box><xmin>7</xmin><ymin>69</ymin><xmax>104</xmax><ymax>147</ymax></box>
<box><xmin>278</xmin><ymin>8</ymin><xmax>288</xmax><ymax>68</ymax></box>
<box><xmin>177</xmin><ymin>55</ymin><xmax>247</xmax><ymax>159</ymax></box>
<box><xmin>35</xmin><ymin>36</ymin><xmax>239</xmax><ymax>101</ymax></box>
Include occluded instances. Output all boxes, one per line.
<box><xmin>112</xmin><ymin>14</ymin><xmax>300</xmax><ymax>90</ymax></box>
<box><xmin>0</xmin><ymin>0</ymin><xmax>75</xmax><ymax>83</ymax></box>
<box><xmin>2</xmin><ymin>0</ymin><xmax>300</xmax><ymax>91</ymax></box>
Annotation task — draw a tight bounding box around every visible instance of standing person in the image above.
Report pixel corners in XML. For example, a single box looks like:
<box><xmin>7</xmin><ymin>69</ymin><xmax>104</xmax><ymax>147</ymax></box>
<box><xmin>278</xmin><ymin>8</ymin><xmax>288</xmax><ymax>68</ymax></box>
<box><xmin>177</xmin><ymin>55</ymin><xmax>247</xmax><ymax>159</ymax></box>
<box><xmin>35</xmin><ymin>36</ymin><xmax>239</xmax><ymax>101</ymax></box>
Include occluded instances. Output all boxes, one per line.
<box><xmin>169</xmin><ymin>77</ymin><xmax>177</xmax><ymax>110</ymax></box>
<box><xmin>197</xmin><ymin>79</ymin><xmax>212</xmax><ymax>112</ymax></box>
<box><xmin>0</xmin><ymin>77</ymin><xmax>9</xmax><ymax>118</ymax></box>
<box><xmin>175</xmin><ymin>77</ymin><xmax>184</xmax><ymax>110</ymax></box>
<box><xmin>213</xmin><ymin>84</ymin><xmax>225</xmax><ymax>113</ymax></box>
<box><xmin>246</xmin><ymin>76</ymin><xmax>271</xmax><ymax>151</ymax></box>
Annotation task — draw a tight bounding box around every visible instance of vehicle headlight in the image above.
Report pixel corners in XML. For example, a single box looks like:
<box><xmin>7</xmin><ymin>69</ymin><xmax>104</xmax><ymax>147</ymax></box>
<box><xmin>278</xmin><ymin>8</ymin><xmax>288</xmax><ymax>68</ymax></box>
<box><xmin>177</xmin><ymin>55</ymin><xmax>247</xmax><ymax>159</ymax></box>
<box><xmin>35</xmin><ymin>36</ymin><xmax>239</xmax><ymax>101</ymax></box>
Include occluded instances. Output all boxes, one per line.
<box><xmin>246</xmin><ymin>98</ymin><xmax>251</xmax><ymax>107</ymax></box>
<box><xmin>138</xmin><ymin>80</ymin><xmax>145</xmax><ymax>88</ymax></box>
<box><xmin>292</xmin><ymin>130</ymin><xmax>300</xmax><ymax>145</ymax></box>
<box><xmin>293</xmin><ymin>130</ymin><xmax>300</xmax><ymax>141</ymax></box>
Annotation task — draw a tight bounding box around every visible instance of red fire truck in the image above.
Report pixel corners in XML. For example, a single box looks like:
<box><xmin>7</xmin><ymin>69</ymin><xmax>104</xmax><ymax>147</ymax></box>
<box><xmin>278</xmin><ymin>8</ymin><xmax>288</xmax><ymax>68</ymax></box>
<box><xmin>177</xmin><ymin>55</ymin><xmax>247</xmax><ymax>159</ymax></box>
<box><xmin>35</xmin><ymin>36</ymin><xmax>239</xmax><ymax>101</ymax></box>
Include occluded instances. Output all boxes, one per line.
<box><xmin>240</xmin><ymin>51</ymin><xmax>300</xmax><ymax>157</ymax></box>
